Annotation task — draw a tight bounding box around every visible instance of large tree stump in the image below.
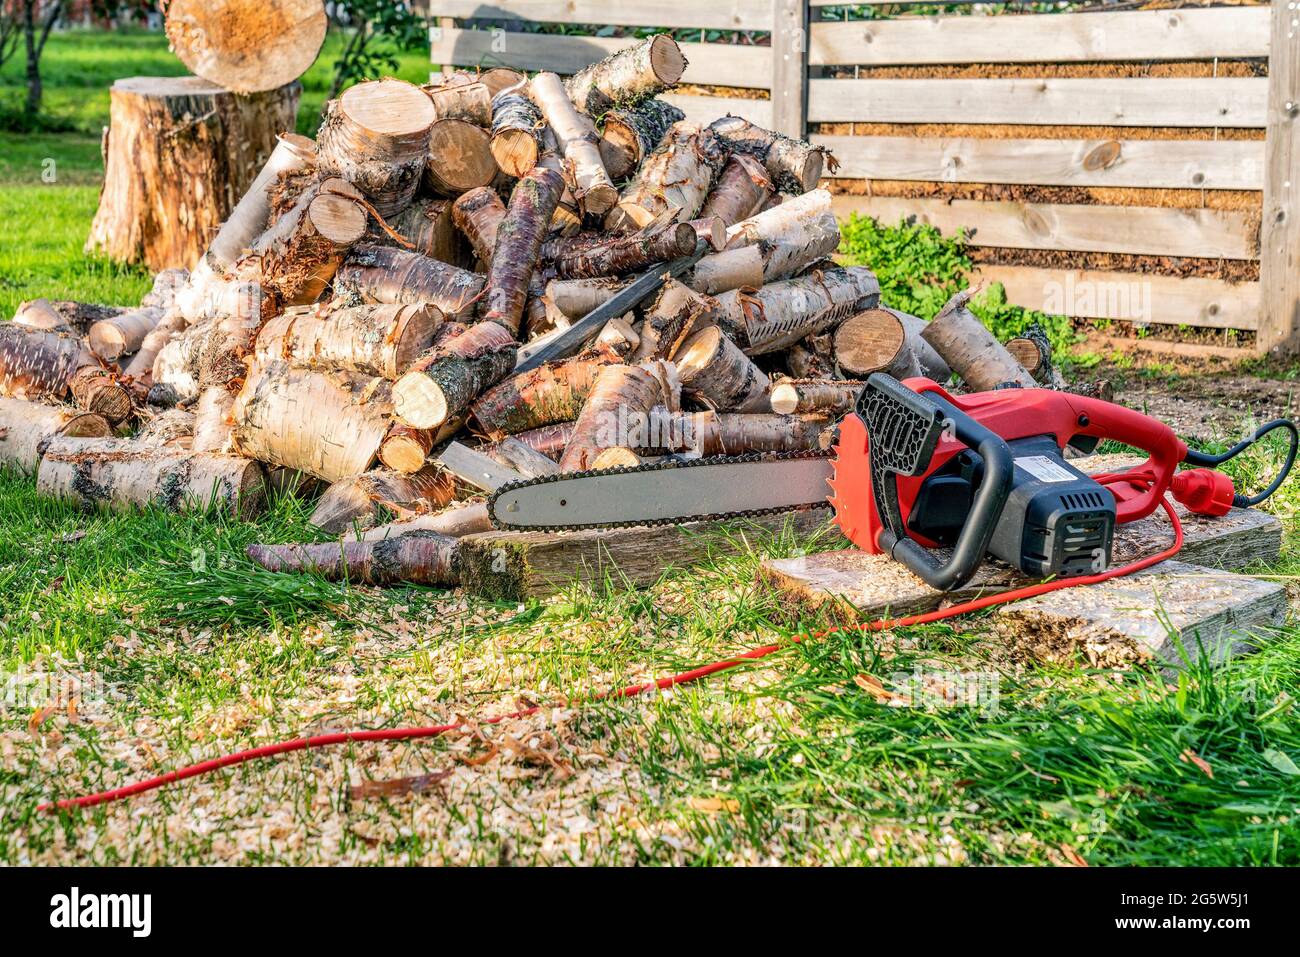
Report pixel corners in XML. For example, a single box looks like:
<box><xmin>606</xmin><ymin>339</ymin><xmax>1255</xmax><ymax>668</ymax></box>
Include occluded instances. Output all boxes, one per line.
<box><xmin>86</xmin><ymin>76</ymin><xmax>302</xmax><ymax>271</ymax></box>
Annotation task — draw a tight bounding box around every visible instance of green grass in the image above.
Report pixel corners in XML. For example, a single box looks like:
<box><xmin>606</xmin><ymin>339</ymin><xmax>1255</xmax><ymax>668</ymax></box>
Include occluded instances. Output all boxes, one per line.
<box><xmin>2</xmin><ymin>27</ymin><xmax>1300</xmax><ymax>866</ymax></box>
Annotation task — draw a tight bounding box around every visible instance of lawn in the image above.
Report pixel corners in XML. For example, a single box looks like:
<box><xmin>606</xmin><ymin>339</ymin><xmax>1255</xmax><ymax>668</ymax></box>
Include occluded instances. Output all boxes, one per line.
<box><xmin>2</xmin><ymin>28</ymin><xmax>1300</xmax><ymax>867</ymax></box>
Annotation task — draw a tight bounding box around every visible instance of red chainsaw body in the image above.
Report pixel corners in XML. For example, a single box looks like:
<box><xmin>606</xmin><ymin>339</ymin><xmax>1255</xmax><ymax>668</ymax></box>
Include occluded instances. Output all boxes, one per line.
<box><xmin>827</xmin><ymin>378</ymin><xmax>1190</xmax><ymax>554</ymax></box>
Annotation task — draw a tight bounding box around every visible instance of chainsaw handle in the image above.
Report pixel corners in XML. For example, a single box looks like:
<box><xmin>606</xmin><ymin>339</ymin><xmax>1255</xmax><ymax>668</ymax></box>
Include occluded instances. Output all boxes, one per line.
<box><xmin>877</xmin><ymin>394</ymin><xmax>1015</xmax><ymax>591</ymax></box>
<box><xmin>1067</xmin><ymin>395</ymin><xmax>1188</xmax><ymax>522</ymax></box>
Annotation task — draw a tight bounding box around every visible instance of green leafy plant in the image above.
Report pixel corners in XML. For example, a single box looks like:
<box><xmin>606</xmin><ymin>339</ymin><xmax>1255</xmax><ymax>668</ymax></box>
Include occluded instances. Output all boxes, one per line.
<box><xmin>326</xmin><ymin>1</ymin><xmax>426</xmax><ymax>101</ymax></box>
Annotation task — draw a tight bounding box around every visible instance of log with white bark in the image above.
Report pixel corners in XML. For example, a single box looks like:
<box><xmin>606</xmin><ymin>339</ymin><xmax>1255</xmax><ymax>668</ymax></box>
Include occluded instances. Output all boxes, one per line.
<box><xmin>631</xmin><ymin>280</ymin><xmax>716</xmax><ymax>361</ymax></box>
<box><xmin>87</xmin><ymin>307</ymin><xmax>163</xmax><ymax>361</ymax></box>
<box><xmin>68</xmin><ymin>366</ymin><xmax>134</xmax><ymax>425</ymax></box>
<box><xmin>248</xmin><ymin>531</ymin><xmax>460</xmax><ymax>587</ymax></box>
<box><xmin>833</xmin><ymin>306</ymin><xmax>951</xmax><ymax>382</ymax></box>
<box><xmin>426</xmin><ymin>78</ymin><xmax>492</xmax><ymax>125</ymax></box>
<box><xmin>424</xmin><ymin>118</ymin><xmax>499</xmax><ymax>196</ymax></box>
<box><xmin>137</xmin><ymin>408</ymin><xmax>195</xmax><ymax>449</ymax></box>
<box><xmin>707</xmin><ymin>115</ymin><xmax>831</xmax><ymax>194</ymax></box>
<box><xmin>231</xmin><ymin>361</ymin><xmax>394</xmax><ymax>483</ymax></box>
<box><xmin>150</xmin><ymin>318</ymin><xmax>208</xmax><ymax>402</ymax></box>
<box><xmin>675</xmin><ymin>326</ymin><xmax>771</xmax><ymax>413</ymax></box>
<box><xmin>530</xmin><ymin>72</ymin><xmax>617</xmax><ymax>216</ymax></box>
<box><xmin>546</xmin><ymin>276</ymin><xmax>632</xmax><ymax>320</ymax></box>
<box><xmin>470</xmin><ymin>355</ymin><xmax>611</xmax><ymax>438</ymax></box>
<box><xmin>645</xmin><ymin>409</ymin><xmax>828</xmax><ymax>457</ymax></box>
<box><xmin>595</xmin><ymin>316</ymin><xmax>640</xmax><ymax>359</ymax></box>
<box><xmin>480</xmin><ymin>166</ymin><xmax>566</xmax><ymax>335</ymax></box>
<box><xmin>564</xmin><ymin>35</ymin><xmax>687</xmax><ymax>116</ymax></box>
<box><xmin>714</xmin><ymin>267</ymin><xmax>881</xmax><ymax>355</ymax></box>
<box><xmin>317</xmin><ymin>79</ymin><xmax>436</xmax><ymax>217</ymax></box>
<box><xmin>490</xmin><ymin>90</ymin><xmax>545</xmax><ymax>177</ymax></box>
<box><xmin>13</xmin><ymin>299</ymin><xmax>124</xmax><ymax>334</ymax></box>
<box><xmin>254</xmin><ymin>303</ymin><xmax>441</xmax><ymax>380</ymax></box>
<box><xmin>560</xmin><ymin>363</ymin><xmax>665</xmax><ymax>471</ymax></box>
<box><xmin>192</xmin><ymin>385</ymin><xmax>234</xmax><ymax>454</ymax></box>
<box><xmin>392</xmin><ymin>321</ymin><xmax>519</xmax><ymax>430</ymax></box>
<box><xmin>484</xmin><ymin>435</ymin><xmax>562</xmax><ymax>478</ymax></box>
<box><xmin>37</xmin><ymin>437</ymin><xmax>265</xmax><ymax>518</ymax></box>
<box><xmin>335</xmin><ymin>245</ymin><xmax>485</xmax><ymax>321</ymax></box>
<box><xmin>0</xmin><ymin>397</ymin><xmax>111</xmax><ymax>471</ymax></box>
<box><xmin>768</xmin><ymin>379</ymin><xmax>862</xmax><ymax>417</ymax></box>
<box><xmin>164</xmin><ymin>0</ymin><xmax>326</xmax><ymax>94</ymax></box>
<box><xmin>920</xmin><ymin>290</ymin><xmax>1036</xmax><ymax>391</ymax></box>
<box><xmin>699</xmin><ymin>154</ymin><xmax>774</xmax><ymax>227</ymax></box>
<box><xmin>0</xmin><ymin>325</ymin><xmax>90</xmax><ymax>399</ymax></box>
<box><xmin>380</xmin><ymin>197</ymin><xmax>465</xmax><ymax>265</ymax></box>
<box><xmin>598</xmin><ymin>98</ymin><xmax>685</xmax><ymax>180</ymax></box>
<box><xmin>309</xmin><ymin>465</ymin><xmax>458</xmax><ymax>534</ymax></box>
<box><xmin>605</xmin><ymin>122</ymin><xmax>725</xmax><ymax>232</ymax></box>
<box><xmin>123</xmin><ymin>310</ymin><xmax>187</xmax><ymax>382</ymax></box>
<box><xmin>343</xmin><ymin>499</ymin><xmax>493</xmax><ymax>543</ymax></box>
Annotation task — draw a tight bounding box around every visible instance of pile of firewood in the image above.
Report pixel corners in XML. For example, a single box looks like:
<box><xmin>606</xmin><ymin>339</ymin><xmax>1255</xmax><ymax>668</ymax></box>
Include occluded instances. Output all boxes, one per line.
<box><xmin>0</xmin><ymin>35</ymin><xmax>1072</xmax><ymax>587</ymax></box>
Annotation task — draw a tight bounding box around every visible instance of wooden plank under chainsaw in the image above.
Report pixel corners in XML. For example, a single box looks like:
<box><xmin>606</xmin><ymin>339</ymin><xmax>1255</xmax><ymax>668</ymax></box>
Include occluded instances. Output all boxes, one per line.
<box><xmin>992</xmin><ymin>561</ymin><xmax>1287</xmax><ymax>670</ymax></box>
<box><xmin>458</xmin><ymin>508</ymin><xmax>842</xmax><ymax>602</ymax></box>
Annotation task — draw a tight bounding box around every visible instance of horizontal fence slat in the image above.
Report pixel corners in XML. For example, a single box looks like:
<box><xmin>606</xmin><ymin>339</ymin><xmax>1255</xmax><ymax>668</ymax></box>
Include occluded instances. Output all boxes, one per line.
<box><xmin>661</xmin><ymin>93</ymin><xmax>771</xmax><ymax>128</ymax></box>
<box><xmin>810</xmin><ymin>8</ymin><xmax>1270</xmax><ymax>66</ymax></box>
<box><xmin>431</xmin><ymin>27</ymin><xmax>770</xmax><ymax>88</ymax></box>
<box><xmin>814</xmin><ymin>134</ymin><xmax>1265</xmax><ymax>190</ymax></box>
<box><xmin>974</xmin><ymin>265</ymin><xmax>1260</xmax><ymax>331</ymax></box>
<box><xmin>832</xmin><ymin>195</ymin><xmax>1258</xmax><ymax>260</ymax></box>
<box><xmin>432</xmin><ymin>1</ymin><xmax>773</xmax><ymax>31</ymax></box>
<box><xmin>809</xmin><ymin>77</ymin><xmax>1268</xmax><ymax>128</ymax></box>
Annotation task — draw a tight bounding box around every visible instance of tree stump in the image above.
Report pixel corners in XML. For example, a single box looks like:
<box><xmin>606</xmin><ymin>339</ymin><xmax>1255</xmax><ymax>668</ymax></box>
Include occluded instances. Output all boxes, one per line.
<box><xmin>86</xmin><ymin>76</ymin><xmax>301</xmax><ymax>272</ymax></box>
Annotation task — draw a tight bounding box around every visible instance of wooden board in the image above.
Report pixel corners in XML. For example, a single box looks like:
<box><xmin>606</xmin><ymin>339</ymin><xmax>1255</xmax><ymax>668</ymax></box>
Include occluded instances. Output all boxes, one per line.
<box><xmin>771</xmin><ymin>0</ymin><xmax>809</xmax><ymax>138</ymax></box>
<box><xmin>808</xmin><ymin>77</ymin><xmax>1268</xmax><ymax>128</ymax></box>
<box><xmin>815</xmin><ymin>134</ymin><xmax>1265</xmax><ymax>191</ymax></box>
<box><xmin>429</xmin><ymin>0</ymin><xmax>774</xmax><ymax>31</ymax></box>
<box><xmin>1257</xmin><ymin>1</ymin><xmax>1300</xmax><ymax>353</ymax></box>
<box><xmin>458</xmin><ymin>507</ymin><xmax>843</xmax><ymax>601</ymax></box>
<box><xmin>973</xmin><ymin>266</ymin><xmax>1261</xmax><ymax>332</ymax></box>
<box><xmin>831</xmin><ymin>195</ymin><xmax>1258</xmax><ymax>260</ymax></box>
<box><xmin>809</xmin><ymin>8</ymin><xmax>1270</xmax><ymax>66</ymax></box>
<box><xmin>993</xmin><ymin>560</ymin><xmax>1286</xmax><ymax>669</ymax></box>
<box><xmin>429</xmin><ymin>27</ymin><xmax>771</xmax><ymax>89</ymax></box>
<box><xmin>662</xmin><ymin>94</ymin><xmax>771</xmax><ymax>129</ymax></box>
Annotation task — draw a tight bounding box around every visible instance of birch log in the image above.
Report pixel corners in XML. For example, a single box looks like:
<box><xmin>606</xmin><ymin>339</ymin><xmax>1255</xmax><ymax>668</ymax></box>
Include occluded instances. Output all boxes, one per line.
<box><xmin>490</xmin><ymin>90</ymin><xmax>544</xmax><ymax>177</ymax></box>
<box><xmin>647</xmin><ymin>410</ymin><xmax>828</xmax><ymax>456</ymax></box>
<box><xmin>254</xmin><ymin>303</ymin><xmax>441</xmax><ymax>380</ymax></box>
<box><xmin>343</xmin><ymin>500</ymin><xmax>493</xmax><ymax>543</ymax></box>
<box><xmin>192</xmin><ymin>385</ymin><xmax>235</xmax><ymax>454</ymax></box>
<box><xmin>714</xmin><ymin>267</ymin><xmax>881</xmax><ymax>355</ymax></box>
<box><xmin>598</xmin><ymin>98</ymin><xmax>684</xmax><ymax>180</ymax></box>
<box><xmin>547</xmin><ymin>221</ymin><xmax>696</xmax><ymax>280</ymax></box>
<box><xmin>480</xmin><ymin>166</ymin><xmax>566</xmax><ymax>335</ymax></box>
<box><xmin>379</xmin><ymin>197</ymin><xmax>464</xmax><ymax>265</ymax></box>
<box><xmin>707</xmin><ymin>115</ymin><xmax>831</xmax><ymax>194</ymax></box>
<box><xmin>425</xmin><ymin>78</ymin><xmax>492</xmax><ymax>125</ymax></box>
<box><xmin>425</xmin><ymin>118</ymin><xmax>498</xmax><ymax>196</ymax></box>
<box><xmin>123</xmin><ymin>310</ymin><xmax>187</xmax><ymax>381</ymax></box>
<box><xmin>564</xmin><ymin>35</ymin><xmax>687</xmax><ymax>116</ymax></box>
<box><xmin>769</xmin><ymin>379</ymin><xmax>862</xmax><ymax>417</ymax></box>
<box><xmin>248</xmin><ymin>531</ymin><xmax>459</xmax><ymax>587</ymax></box>
<box><xmin>0</xmin><ymin>325</ymin><xmax>89</xmax><ymax>399</ymax></box>
<box><xmin>632</xmin><ymin>280</ymin><xmax>716</xmax><ymax>361</ymax></box>
<box><xmin>920</xmin><ymin>291</ymin><xmax>1036</xmax><ymax>391</ymax></box>
<box><xmin>833</xmin><ymin>306</ymin><xmax>951</xmax><ymax>382</ymax></box>
<box><xmin>87</xmin><ymin>307</ymin><xmax>163</xmax><ymax>361</ymax></box>
<box><xmin>530</xmin><ymin>72</ymin><xmax>617</xmax><ymax>216</ymax></box>
<box><xmin>452</xmin><ymin>186</ymin><xmax>507</xmax><ymax>265</ymax></box>
<box><xmin>546</xmin><ymin>276</ymin><xmax>632</xmax><ymax>320</ymax></box>
<box><xmin>68</xmin><ymin>366</ymin><xmax>134</xmax><ymax>425</ymax></box>
<box><xmin>470</xmin><ymin>355</ymin><xmax>610</xmax><ymax>438</ymax></box>
<box><xmin>675</xmin><ymin>326</ymin><xmax>771</xmax><ymax>412</ymax></box>
<box><xmin>605</xmin><ymin>122</ymin><xmax>725</xmax><ymax>232</ymax></box>
<box><xmin>0</xmin><ymin>397</ymin><xmax>111</xmax><ymax>471</ymax></box>
<box><xmin>392</xmin><ymin>321</ymin><xmax>519</xmax><ymax>430</ymax></box>
<box><xmin>699</xmin><ymin>154</ymin><xmax>774</xmax><ymax>227</ymax></box>
<box><xmin>560</xmin><ymin>364</ymin><xmax>664</xmax><ymax>471</ymax></box>
<box><xmin>335</xmin><ymin>245</ymin><xmax>485</xmax><ymax>321</ymax></box>
<box><xmin>309</xmin><ymin>466</ymin><xmax>458</xmax><ymax>534</ymax></box>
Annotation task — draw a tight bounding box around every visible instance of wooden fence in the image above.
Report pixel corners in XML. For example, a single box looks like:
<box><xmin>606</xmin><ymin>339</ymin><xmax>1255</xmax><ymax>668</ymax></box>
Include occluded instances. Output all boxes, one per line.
<box><xmin>418</xmin><ymin>2</ymin><xmax>1299</xmax><ymax>357</ymax></box>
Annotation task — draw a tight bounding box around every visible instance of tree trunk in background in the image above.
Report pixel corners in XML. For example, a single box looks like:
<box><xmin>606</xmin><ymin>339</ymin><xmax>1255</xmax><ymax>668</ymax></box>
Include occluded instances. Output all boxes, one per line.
<box><xmin>87</xmin><ymin>76</ymin><xmax>302</xmax><ymax>271</ymax></box>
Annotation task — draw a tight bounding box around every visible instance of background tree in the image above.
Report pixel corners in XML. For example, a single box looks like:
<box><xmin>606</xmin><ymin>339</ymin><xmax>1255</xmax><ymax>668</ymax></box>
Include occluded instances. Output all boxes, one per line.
<box><xmin>326</xmin><ymin>0</ymin><xmax>425</xmax><ymax>101</ymax></box>
<box><xmin>14</xmin><ymin>0</ymin><xmax>63</xmax><ymax>114</ymax></box>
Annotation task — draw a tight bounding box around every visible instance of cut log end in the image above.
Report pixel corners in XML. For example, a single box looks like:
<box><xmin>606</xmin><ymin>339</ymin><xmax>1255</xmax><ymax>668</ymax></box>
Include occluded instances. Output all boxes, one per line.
<box><xmin>491</xmin><ymin>127</ymin><xmax>541</xmax><ymax>178</ymax></box>
<box><xmin>647</xmin><ymin>34</ymin><xmax>687</xmax><ymax>86</ymax></box>
<box><xmin>426</xmin><ymin>119</ymin><xmax>498</xmax><ymax>195</ymax></box>
<box><xmin>833</xmin><ymin>308</ymin><xmax>906</xmax><ymax>378</ymax></box>
<box><xmin>392</xmin><ymin>374</ymin><xmax>450</xmax><ymax>432</ymax></box>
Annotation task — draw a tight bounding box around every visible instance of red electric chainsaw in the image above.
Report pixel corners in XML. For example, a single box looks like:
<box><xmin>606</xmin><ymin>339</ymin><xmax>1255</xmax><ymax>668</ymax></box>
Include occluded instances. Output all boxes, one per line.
<box><xmin>488</xmin><ymin>374</ymin><xmax>1297</xmax><ymax>591</ymax></box>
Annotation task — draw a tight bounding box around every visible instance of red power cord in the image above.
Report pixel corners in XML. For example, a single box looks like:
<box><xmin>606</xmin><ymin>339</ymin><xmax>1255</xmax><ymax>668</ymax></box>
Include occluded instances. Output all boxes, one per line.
<box><xmin>41</xmin><ymin>494</ymin><xmax>1183</xmax><ymax>814</ymax></box>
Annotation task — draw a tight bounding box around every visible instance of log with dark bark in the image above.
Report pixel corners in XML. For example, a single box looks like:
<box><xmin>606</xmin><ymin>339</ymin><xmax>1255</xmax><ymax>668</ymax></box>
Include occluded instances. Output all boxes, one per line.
<box><xmin>254</xmin><ymin>303</ymin><xmax>441</xmax><ymax>380</ymax></box>
<box><xmin>379</xmin><ymin>197</ymin><xmax>466</xmax><ymax>265</ymax></box>
<box><xmin>479</xmin><ymin>166</ymin><xmax>566</xmax><ymax>335</ymax></box>
<box><xmin>605</xmin><ymin>122</ymin><xmax>725</xmax><ymax>232</ymax></box>
<box><xmin>0</xmin><ymin>325</ymin><xmax>89</xmax><ymax>400</ymax></box>
<box><xmin>248</xmin><ymin>532</ymin><xmax>459</xmax><ymax>587</ymax></box>
<box><xmin>833</xmin><ymin>306</ymin><xmax>951</xmax><ymax>382</ymax></box>
<box><xmin>598</xmin><ymin>98</ymin><xmax>684</xmax><ymax>180</ymax></box>
<box><xmin>490</xmin><ymin>90</ymin><xmax>545</xmax><ymax>177</ymax></box>
<box><xmin>546</xmin><ymin>221</ymin><xmax>696</xmax><ymax>280</ymax></box>
<box><xmin>335</xmin><ymin>245</ymin><xmax>485</xmax><ymax>321</ymax></box>
<box><xmin>707</xmin><ymin>115</ymin><xmax>832</xmax><ymax>194</ymax></box>
<box><xmin>644</xmin><ymin>409</ymin><xmax>829</xmax><ymax>456</ymax></box>
<box><xmin>785</xmin><ymin>337</ymin><xmax>836</xmax><ymax>380</ymax></box>
<box><xmin>713</xmin><ymin>266</ymin><xmax>881</xmax><ymax>355</ymax></box>
<box><xmin>0</xmin><ymin>397</ymin><xmax>111</xmax><ymax>471</ymax></box>
<box><xmin>564</xmin><ymin>35</ymin><xmax>687</xmax><ymax>116</ymax></box>
<box><xmin>37</xmin><ymin>437</ymin><xmax>265</xmax><ymax>518</ymax></box>
<box><xmin>470</xmin><ymin>355</ymin><xmax>611</xmax><ymax>438</ymax></box>
<box><xmin>768</xmin><ymin>379</ymin><xmax>862</xmax><ymax>417</ymax></box>
<box><xmin>699</xmin><ymin>154</ymin><xmax>773</xmax><ymax>227</ymax></box>
<box><xmin>68</xmin><ymin>366</ymin><xmax>134</xmax><ymax>425</ymax></box>
<box><xmin>231</xmin><ymin>360</ymin><xmax>394</xmax><ymax>483</ymax></box>
<box><xmin>317</xmin><ymin>79</ymin><xmax>436</xmax><ymax>217</ymax></box>
<box><xmin>920</xmin><ymin>290</ymin><xmax>1036</xmax><ymax>391</ymax></box>
<box><xmin>392</xmin><ymin>321</ymin><xmax>519</xmax><ymax>430</ymax></box>
<box><xmin>530</xmin><ymin>72</ymin><xmax>617</xmax><ymax>216</ymax></box>
<box><xmin>309</xmin><ymin>466</ymin><xmax>458</xmax><ymax>534</ymax></box>
<box><xmin>560</xmin><ymin>363</ymin><xmax>665</xmax><ymax>471</ymax></box>
<box><xmin>164</xmin><ymin>0</ymin><xmax>326</xmax><ymax>94</ymax></box>
<box><xmin>451</xmin><ymin>186</ymin><xmax>507</xmax><ymax>265</ymax></box>
<box><xmin>675</xmin><ymin>326</ymin><xmax>771</xmax><ymax>412</ymax></box>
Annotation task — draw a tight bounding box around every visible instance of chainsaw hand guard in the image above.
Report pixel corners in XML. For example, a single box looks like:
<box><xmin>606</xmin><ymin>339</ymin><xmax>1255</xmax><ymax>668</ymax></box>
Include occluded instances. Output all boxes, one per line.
<box><xmin>859</xmin><ymin>374</ymin><xmax>1015</xmax><ymax>591</ymax></box>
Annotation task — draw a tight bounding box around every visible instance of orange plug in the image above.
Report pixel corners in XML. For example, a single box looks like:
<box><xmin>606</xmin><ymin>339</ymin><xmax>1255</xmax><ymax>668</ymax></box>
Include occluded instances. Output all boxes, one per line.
<box><xmin>1171</xmin><ymin>468</ymin><xmax>1235</xmax><ymax>516</ymax></box>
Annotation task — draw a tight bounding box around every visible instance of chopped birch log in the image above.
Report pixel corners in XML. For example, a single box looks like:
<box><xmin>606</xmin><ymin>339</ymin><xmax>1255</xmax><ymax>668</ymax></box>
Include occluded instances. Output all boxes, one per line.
<box><xmin>150</xmin><ymin>318</ymin><xmax>208</xmax><ymax>402</ymax></box>
<box><xmin>248</xmin><ymin>531</ymin><xmax>459</xmax><ymax>587</ymax></box>
<box><xmin>231</xmin><ymin>361</ymin><xmax>394</xmax><ymax>483</ymax></box>
<box><xmin>564</xmin><ymin>35</ymin><xmax>687</xmax><ymax>116</ymax></box>
<box><xmin>707</xmin><ymin>115</ymin><xmax>831</xmax><ymax>194</ymax></box>
<box><xmin>317</xmin><ymin>79</ymin><xmax>436</xmax><ymax>217</ymax></box>
<box><xmin>37</xmin><ymin>437</ymin><xmax>265</xmax><ymax>518</ymax></box>
<box><xmin>480</xmin><ymin>165</ymin><xmax>566</xmax><ymax>335</ymax></box>
<box><xmin>675</xmin><ymin>326</ymin><xmax>771</xmax><ymax>412</ymax></box>
<box><xmin>561</xmin><ymin>364</ymin><xmax>665</xmax><ymax>471</ymax></box>
<box><xmin>392</xmin><ymin>321</ymin><xmax>519</xmax><ymax>430</ymax></box>
<box><xmin>692</xmin><ymin>189</ymin><xmax>840</xmax><ymax>294</ymax></box>
<box><xmin>714</xmin><ymin>266</ymin><xmax>881</xmax><ymax>355</ymax></box>
<box><xmin>632</xmin><ymin>280</ymin><xmax>716</xmax><ymax>361</ymax></box>
<box><xmin>68</xmin><ymin>366</ymin><xmax>134</xmax><ymax>425</ymax></box>
<box><xmin>547</xmin><ymin>221</ymin><xmax>697</xmax><ymax>280</ymax></box>
<box><xmin>378</xmin><ymin>197</ymin><xmax>464</xmax><ymax>265</ymax></box>
<box><xmin>426</xmin><ymin>79</ymin><xmax>492</xmax><ymax>125</ymax></box>
<box><xmin>486</xmin><ymin>435</ymin><xmax>562</xmax><ymax>478</ymax></box>
<box><xmin>452</xmin><ymin>186</ymin><xmax>507</xmax><ymax>264</ymax></box>
<box><xmin>605</xmin><ymin>121</ymin><xmax>725</xmax><ymax>232</ymax></box>
<box><xmin>378</xmin><ymin>424</ymin><xmax>436</xmax><ymax>474</ymax></box>
<box><xmin>164</xmin><ymin>0</ymin><xmax>326</xmax><ymax>94</ymax></box>
<box><xmin>490</xmin><ymin>90</ymin><xmax>545</xmax><ymax>177</ymax></box>
<box><xmin>470</xmin><ymin>356</ymin><xmax>611</xmax><ymax>438</ymax></box>
<box><xmin>137</xmin><ymin>408</ymin><xmax>195</xmax><ymax>448</ymax></box>
<box><xmin>589</xmin><ymin>447</ymin><xmax>647</xmax><ymax>470</ymax></box>
<box><xmin>480</xmin><ymin>68</ymin><xmax>526</xmax><ymax>98</ymax></box>
<box><xmin>343</xmin><ymin>500</ymin><xmax>493</xmax><ymax>543</ymax></box>
<box><xmin>530</xmin><ymin>72</ymin><xmax>618</xmax><ymax>216</ymax></box>
<box><xmin>699</xmin><ymin>154</ymin><xmax>774</xmax><ymax>227</ymax></box>
<box><xmin>335</xmin><ymin>245</ymin><xmax>485</xmax><ymax>321</ymax></box>
<box><xmin>509</xmin><ymin>421</ymin><xmax>577</xmax><ymax>461</ymax></box>
<box><xmin>833</xmin><ymin>306</ymin><xmax>951</xmax><ymax>382</ymax></box>
<box><xmin>309</xmin><ymin>466</ymin><xmax>458</xmax><ymax>534</ymax></box>
<box><xmin>921</xmin><ymin>290</ymin><xmax>1037</xmax><ymax>391</ymax></box>
<box><xmin>0</xmin><ymin>397</ymin><xmax>111</xmax><ymax>471</ymax></box>
<box><xmin>769</xmin><ymin>379</ymin><xmax>862</xmax><ymax>416</ymax></box>
<box><xmin>1006</xmin><ymin>331</ymin><xmax>1053</xmax><ymax>383</ymax></box>
<box><xmin>424</xmin><ymin>118</ymin><xmax>498</xmax><ymax>196</ymax></box>
<box><xmin>13</xmin><ymin>299</ymin><xmax>124</xmax><ymax>334</ymax></box>
<box><xmin>87</xmin><ymin>307</ymin><xmax>163</xmax><ymax>361</ymax></box>
<box><xmin>254</xmin><ymin>303</ymin><xmax>441</xmax><ymax>380</ymax></box>
<box><xmin>595</xmin><ymin>316</ymin><xmax>640</xmax><ymax>359</ymax></box>
<box><xmin>598</xmin><ymin>98</ymin><xmax>685</xmax><ymax>180</ymax></box>
<box><xmin>0</xmin><ymin>325</ymin><xmax>89</xmax><ymax>399</ymax></box>
<box><xmin>689</xmin><ymin>216</ymin><xmax>727</xmax><ymax>252</ymax></box>
<box><xmin>649</xmin><ymin>410</ymin><xmax>829</xmax><ymax>456</ymax></box>
<box><xmin>123</xmin><ymin>310</ymin><xmax>187</xmax><ymax>382</ymax></box>
<box><xmin>192</xmin><ymin>385</ymin><xmax>234</xmax><ymax>454</ymax></box>
<box><xmin>546</xmin><ymin>276</ymin><xmax>633</xmax><ymax>320</ymax></box>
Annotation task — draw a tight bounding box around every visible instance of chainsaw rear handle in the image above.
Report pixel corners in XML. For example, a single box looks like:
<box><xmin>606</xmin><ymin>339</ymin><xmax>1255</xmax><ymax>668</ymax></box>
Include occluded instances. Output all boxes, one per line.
<box><xmin>875</xmin><ymin>392</ymin><xmax>1015</xmax><ymax>591</ymax></box>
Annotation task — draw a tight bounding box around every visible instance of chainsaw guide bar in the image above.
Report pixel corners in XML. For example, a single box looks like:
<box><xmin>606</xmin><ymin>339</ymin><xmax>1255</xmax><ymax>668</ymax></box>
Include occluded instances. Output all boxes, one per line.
<box><xmin>487</xmin><ymin>450</ymin><xmax>835</xmax><ymax>532</ymax></box>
